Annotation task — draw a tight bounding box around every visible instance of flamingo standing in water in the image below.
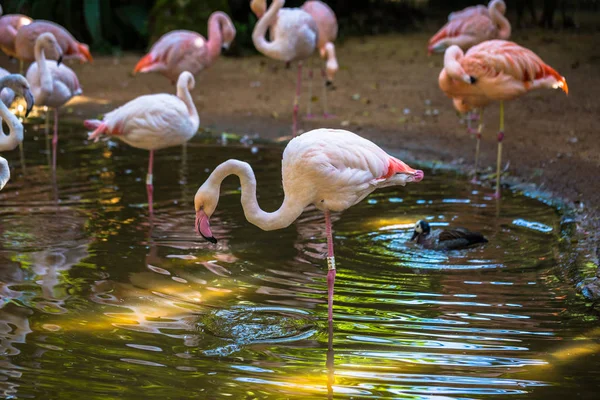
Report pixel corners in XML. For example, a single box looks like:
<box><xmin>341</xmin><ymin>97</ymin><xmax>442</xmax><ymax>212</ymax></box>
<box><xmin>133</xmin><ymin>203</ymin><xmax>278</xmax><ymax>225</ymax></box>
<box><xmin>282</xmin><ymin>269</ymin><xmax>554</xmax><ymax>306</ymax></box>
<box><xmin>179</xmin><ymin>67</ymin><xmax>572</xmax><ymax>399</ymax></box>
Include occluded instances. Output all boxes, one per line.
<box><xmin>193</xmin><ymin>128</ymin><xmax>424</xmax><ymax>321</ymax></box>
<box><xmin>26</xmin><ymin>32</ymin><xmax>82</xmax><ymax>170</ymax></box>
<box><xmin>428</xmin><ymin>0</ymin><xmax>510</xmax><ymax>55</ymax></box>
<box><xmin>300</xmin><ymin>1</ymin><xmax>338</xmax><ymax>119</ymax></box>
<box><xmin>0</xmin><ymin>5</ymin><xmax>32</xmax><ymax>73</ymax></box>
<box><xmin>0</xmin><ymin>73</ymin><xmax>34</xmax><ymax>190</ymax></box>
<box><xmin>439</xmin><ymin>40</ymin><xmax>568</xmax><ymax>197</ymax></box>
<box><xmin>251</xmin><ymin>0</ymin><xmax>318</xmax><ymax>136</ymax></box>
<box><xmin>133</xmin><ymin>11</ymin><xmax>236</xmax><ymax>84</ymax></box>
<box><xmin>85</xmin><ymin>71</ymin><xmax>199</xmax><ymax>215</ymax></box>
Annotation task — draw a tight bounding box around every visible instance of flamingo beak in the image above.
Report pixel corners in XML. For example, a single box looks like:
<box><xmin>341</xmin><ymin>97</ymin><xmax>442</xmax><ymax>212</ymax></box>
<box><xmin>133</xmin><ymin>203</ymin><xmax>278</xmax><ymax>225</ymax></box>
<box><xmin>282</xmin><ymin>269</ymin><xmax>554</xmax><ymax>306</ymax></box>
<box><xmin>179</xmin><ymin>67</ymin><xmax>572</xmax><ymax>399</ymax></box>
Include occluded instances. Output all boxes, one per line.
<box><xmin>195</xmin><ymin>209</ymin><xmax>217</xmax><ymax>244</ymax></box>
<box><xmin>24</xmin><ymin>88</ymin><xmax>34</xmax><ymax>118</ymax></box>
<box><xmin>57</xmin><ymin>55</ymin><xmax>63</xmax><ymax>66</ymax></box>
<box><xmin>410</xmin><ymin>230</ymin><xmax>419</xmax><ymax>241</ymax></box>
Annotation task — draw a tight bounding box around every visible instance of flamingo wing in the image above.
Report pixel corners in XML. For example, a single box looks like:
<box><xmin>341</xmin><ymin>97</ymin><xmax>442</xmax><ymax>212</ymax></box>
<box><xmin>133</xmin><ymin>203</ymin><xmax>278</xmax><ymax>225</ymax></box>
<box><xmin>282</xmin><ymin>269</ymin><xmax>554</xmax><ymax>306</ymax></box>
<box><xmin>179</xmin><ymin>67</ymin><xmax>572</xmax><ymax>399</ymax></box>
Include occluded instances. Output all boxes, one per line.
<box><xmin>429</xmin><ymin>15</ymin><xmax>496</xmax><ymax>52</ymax></box>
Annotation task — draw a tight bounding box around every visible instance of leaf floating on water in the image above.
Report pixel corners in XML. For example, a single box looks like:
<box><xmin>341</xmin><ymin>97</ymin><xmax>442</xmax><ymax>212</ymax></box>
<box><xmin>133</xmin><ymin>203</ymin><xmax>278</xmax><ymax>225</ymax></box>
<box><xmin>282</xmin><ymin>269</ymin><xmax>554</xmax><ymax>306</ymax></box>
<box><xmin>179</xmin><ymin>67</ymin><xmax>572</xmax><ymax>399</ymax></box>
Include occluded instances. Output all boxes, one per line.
<box><xmin>512</xmin><ymin>219</ymin><xmax>553</xmax><ymax>233</ymax></box>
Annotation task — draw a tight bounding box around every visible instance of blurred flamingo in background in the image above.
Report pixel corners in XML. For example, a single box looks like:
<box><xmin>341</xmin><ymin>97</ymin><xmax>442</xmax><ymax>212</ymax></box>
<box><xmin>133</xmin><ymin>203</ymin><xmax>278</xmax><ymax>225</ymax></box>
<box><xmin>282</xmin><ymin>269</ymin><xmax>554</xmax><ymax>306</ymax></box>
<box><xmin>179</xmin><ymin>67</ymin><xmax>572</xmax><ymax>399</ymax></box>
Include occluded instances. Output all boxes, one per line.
<box><xmin>85</xmin><ymin>71</ymin><xmax>199</xmax><ymax>215</ymax></box>
<box><xmin>301</xmin><ymin>1</ymin><xmax>338</xmax><ymax>118</ymax></box>
<box><xmin>439</xmin><ymin>40</ymin><xmax>568</xmax><ymax>197</ymax></box>
<box><xmin>0</xmin><ymin>73</ymin><xmax>34</xmax><ymax>191</ymax></box>
<box><xmin>251</xmin><ymin>0</ymin><xmax>318</xmax><ymax>136</ymax></box>
<box><xmin>448</xmin><ymin>3</ymin><xmax>489</xmax><ymax>21</ymax></box>
<box><xmin>0</xmin><ymin>5</ymin><xmax>33</xmax><ymax>73</ymax></box>
<box><xmin>193</xmin><ymin>128</ymin><xmax>424</xmax><ymax>321</ymax></box>
<box><xmin>15</xmin><ymin>20</ymin><xmax>93</xmax><ymax>65</ymax></box>
<box><xmin>133</xmin><ymin>11</ymin><xmax>236</xmax><ymax>84</ymax></box>
<box><xmin>26</xmin><ymin>32</ymin><xmax>82</xmax><ymax>170</ymax></box>
<box><xmin>428</xmin><ymin>0</ymin><xmax>510</xmax><ymax>55</ymax></box>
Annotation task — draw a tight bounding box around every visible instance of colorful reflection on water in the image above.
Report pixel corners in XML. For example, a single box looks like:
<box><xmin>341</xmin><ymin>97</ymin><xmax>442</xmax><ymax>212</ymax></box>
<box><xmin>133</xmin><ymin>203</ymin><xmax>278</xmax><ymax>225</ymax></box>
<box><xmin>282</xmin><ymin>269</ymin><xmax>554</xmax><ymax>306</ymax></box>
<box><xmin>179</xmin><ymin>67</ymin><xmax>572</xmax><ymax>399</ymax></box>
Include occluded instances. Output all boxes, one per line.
<box><xmin>0</xmin><ymin>120</ymin><xmax>598</xmax><ymax>399</ymax></box>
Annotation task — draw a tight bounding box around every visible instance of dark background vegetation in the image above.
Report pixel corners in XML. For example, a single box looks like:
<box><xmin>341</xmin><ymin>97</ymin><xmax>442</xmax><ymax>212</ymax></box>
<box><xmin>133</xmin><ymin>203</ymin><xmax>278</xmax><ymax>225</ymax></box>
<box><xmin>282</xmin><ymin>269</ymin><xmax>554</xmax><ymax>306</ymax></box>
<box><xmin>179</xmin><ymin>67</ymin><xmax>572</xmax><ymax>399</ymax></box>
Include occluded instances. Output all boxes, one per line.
<box><xmin>2</xmin><ymin>0</ymin><xmax>596</xmax><ymax>54</ymax></box>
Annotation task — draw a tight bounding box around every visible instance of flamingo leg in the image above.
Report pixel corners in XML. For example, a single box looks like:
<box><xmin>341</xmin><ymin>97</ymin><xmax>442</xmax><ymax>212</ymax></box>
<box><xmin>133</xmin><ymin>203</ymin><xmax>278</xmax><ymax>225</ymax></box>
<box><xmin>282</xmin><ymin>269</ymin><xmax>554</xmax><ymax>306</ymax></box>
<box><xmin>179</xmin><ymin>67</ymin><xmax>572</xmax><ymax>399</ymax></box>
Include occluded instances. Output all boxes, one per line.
<box><xmin>325</xmin><ymin>210</ymin><xmax>336</xmax><ymax>322</ymax></box>
<box><xmin>292</xmin><ymin>61</ymin><xmax>303</xmax><ymax>136</ymax></box>
<box><xmin>52</xmin><ymin>108</ymin><xmax>58</xmax><ymax>170</ymax></box>
<box><xmin>19</xmin><ymin>142</ymin><xmax>26</xmax><ymax>172</ymax></box>
<box><xmin>322</xmin><ymin>68</ymin><xmax>333</xmax><ymax>119</ymax></box>
<box><xmin>147</xmin><ymin>150</ymin><xmax>154</xmax><ymax>215</ymax></box>
<box><xmin>471</xmin><ymin>109</ymin><xmax>484</xmax><ymax>183</ymax></box>
<box><xmin>19</xmin><ymin>60</ymin><xmax>24</xmax><ymax>76</ymax></box>
<box><xmin>494</xmin><ymin>101</ymin><xmax>505</xmax><ymax>199</ymax></box>
<box><xmin>306</xmin><ymin>58</ymin><xmax>314</xmax><ymax>119</ymax></box>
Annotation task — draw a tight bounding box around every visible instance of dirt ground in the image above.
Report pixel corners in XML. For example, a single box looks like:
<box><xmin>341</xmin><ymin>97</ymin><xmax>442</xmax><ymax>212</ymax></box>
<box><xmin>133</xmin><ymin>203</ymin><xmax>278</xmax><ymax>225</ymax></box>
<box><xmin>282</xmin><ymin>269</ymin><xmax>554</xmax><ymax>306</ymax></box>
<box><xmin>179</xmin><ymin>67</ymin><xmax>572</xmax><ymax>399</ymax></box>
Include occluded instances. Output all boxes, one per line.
<box><xmin>4</xmin><ymin>28</ymin><xmax>599</xmax><ymax>287</ymax></box>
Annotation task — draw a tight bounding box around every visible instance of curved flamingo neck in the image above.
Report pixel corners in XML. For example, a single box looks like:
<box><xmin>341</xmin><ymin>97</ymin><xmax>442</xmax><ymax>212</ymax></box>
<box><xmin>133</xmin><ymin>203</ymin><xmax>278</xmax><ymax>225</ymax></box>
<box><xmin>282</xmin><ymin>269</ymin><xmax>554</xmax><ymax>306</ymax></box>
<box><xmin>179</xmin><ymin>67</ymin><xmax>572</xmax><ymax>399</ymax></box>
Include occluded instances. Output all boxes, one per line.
<box><xmin>33</xmin><ymin>38</ymin><xmax>53</xmax><ymax>103</ymax></box>
<box><xmin>444</xmin><ymin>46</ymin><xmax>470</xmax><ymax>83</ymax></box>
<box><xmin>176</xmin><ymin>77</ymin><xmax>199</xmax><ymax>128</ymax></box>
<box><xmin>252</xmin><ymin>0</ymin><xmax>285</xmax><ymax>60</ymax></box>
<box><xmin>0</xmin><ymin>78</ymin><xmax>23</xmax><ymax>151</ymax></box>
<box><xmin>489</xmin><ymin>1</ymin><xmax>511</xmax><ymax>39</ymax></box>
<box><xmin>0</xmin><ymin>156</ymin><xmax>9</xmax><ymax>190</ymax></box>
<box><xmin>206</xmin><ymin>12</ymin><xmax>226</xmax><ymax>61</ymax></box>
<box><xmin>203</xmin><ymin>159</ymin><xmax>306</xmax><ymax>231</ymax></box>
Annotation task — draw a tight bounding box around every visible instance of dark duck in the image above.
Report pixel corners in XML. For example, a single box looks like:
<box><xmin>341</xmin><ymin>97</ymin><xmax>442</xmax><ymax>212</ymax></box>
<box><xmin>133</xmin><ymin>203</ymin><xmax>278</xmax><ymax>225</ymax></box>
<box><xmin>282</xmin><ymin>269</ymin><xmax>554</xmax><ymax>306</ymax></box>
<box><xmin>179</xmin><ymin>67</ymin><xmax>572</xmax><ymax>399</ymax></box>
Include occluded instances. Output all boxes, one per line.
<box><xmin>410</xmin><ymin>220</ymin><xmax>488</xmax><ymax>250</ymax></box>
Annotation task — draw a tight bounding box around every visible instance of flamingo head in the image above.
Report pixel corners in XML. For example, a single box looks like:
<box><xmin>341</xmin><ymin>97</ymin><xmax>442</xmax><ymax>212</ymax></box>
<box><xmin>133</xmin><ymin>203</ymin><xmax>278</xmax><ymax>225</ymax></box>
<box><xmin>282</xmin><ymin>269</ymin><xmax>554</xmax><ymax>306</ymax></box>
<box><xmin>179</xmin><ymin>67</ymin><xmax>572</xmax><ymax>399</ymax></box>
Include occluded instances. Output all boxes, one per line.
<box><xmin>177</xmin><ymin>71</ymin><xmax>195</xmax><ymax>92</ymax></box>
<box><xmin>37</xmin><ymin>32</ymin><xmax>63</xmax><ymax>66</ymax></box>
<box><xmin>250</xmin><ymin>0</ymin><xmax>266</xmax><ymax>19</ymax></box>
<box><xmin>221</xmin><ymin>22</ymin><xmax>237</xmax><ymax>52</ymax></box>
<box><xmin>490</xmin><ymin>0</ymin><xmax>507</xmax><ymax>15</ymax></box>
<box><xmin>322</xmin><ymin>43</ymin><xmax>338</xmax><ymax>84</ymax></box>
<box><xmin>410</xmin><ymin>220</ymin><xmax>431</xmax><ymax>241</ymax></box>
<box><xmin>1</xmin><ymin>74</ymin><xmax>34</xmax><ymax>117</ymax></box>
<box><xmin>194</xmin><ymin>187</ymin><xmax>219</xmax><ymax>244</ymax></box>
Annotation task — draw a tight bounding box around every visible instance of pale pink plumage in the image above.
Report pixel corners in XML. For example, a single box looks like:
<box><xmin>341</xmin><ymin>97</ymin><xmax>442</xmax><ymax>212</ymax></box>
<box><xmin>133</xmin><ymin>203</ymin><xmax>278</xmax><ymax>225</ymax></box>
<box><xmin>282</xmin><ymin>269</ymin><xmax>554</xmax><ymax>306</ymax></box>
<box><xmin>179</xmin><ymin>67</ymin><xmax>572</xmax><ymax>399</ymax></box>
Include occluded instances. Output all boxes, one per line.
<box><xmin>429</xmin><ymin>0</ymin><xmax>510</xmax><ymax>54</ymax></box>
<box><xmin>0</xmin><ymin>11</ymin><xmax>32</xmax><ymax>59</ymax></box>
<box><xmin>194</xmin><ymin>128</ymin><xmax>424</xmax><ymax>321</ymax></box>
<box><xmin>133</xmin><ymin>12</ymin><xmax>236</xmax><ymax>84</ymax></box>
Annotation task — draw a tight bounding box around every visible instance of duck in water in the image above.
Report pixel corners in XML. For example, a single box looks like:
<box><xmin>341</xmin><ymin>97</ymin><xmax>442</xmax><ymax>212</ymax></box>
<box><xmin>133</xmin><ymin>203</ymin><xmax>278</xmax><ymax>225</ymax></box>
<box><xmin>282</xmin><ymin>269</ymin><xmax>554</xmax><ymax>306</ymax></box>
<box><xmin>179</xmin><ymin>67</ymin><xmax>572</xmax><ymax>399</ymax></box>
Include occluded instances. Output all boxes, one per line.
<box><xmin>410</xmin><ymin>220</ymin><xmax>488</xmax><ymax>250</ymax></box>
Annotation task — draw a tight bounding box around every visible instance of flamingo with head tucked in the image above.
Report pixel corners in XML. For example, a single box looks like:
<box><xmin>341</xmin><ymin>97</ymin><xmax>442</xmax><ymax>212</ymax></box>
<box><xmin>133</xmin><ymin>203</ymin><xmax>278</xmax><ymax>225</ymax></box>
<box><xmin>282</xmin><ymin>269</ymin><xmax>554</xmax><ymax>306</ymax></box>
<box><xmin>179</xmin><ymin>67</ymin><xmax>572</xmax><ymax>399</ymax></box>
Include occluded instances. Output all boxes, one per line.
<box><xmin>0</xmin><ymin>73</ymin><xmax>34</xmax><ymax>191</ymax></box>
<box><xmin>439</xmin><ymin>40</ymin><xmax>568</xmax><ymax>197</ymax></box>
<box><xmin>251</xmin><ymin>0</ymin><xmax>318</xmax><ymax>136</ymax></box>
<box><xmin>26</xmin><ymin>32</ymin><xmax>82</xmax><ymax>170</ymax></box>
<box><xmin>85</xmin><ymin>71</ymin><xmax>199</xmax><ymax>215</ymax></box>
<box><xmin>0</xmin><ymin>5</ymin><xmax>33</xmax><ymax>73</ymax></box>
<box><xmin>428</xmin><ymin>0</ymin><xmax>510</xmax><ymax>55</ymax></box>
<box><xmin>133</xmin><ymin>12</ymin><xmax>236</xmax><ymax>84</ymax></box>
<box><xmin>193</xmin><ymin>128</ymin><xmax>424</xmax><ymax>321</ymax></box>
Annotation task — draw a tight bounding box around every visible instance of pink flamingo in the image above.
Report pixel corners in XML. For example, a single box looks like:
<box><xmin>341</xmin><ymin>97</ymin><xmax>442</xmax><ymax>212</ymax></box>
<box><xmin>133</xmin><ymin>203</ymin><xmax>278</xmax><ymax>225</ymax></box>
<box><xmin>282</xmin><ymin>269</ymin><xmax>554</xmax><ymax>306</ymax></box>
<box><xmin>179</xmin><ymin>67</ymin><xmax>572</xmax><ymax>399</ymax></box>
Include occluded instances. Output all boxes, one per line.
<box><xmin>0</xmin><ymin>73</ymin><xmax>34</xmax><ymax>191</ymax></box>
<box><xmin>448</xmin><ymin>3</ymin><xmax>489</xmax><ymax>21</ymax></box>
<box><xmin>85</xmin><ymin>71</ymin><xmax>199</xmax><ymax>215</ymax></box>
<box><xmin>193</xmin><ymin>128</ymin><xmax>424</xmax><ymax>321</ymax></box>
<box><xmin>0</xmin><ymin>5</ymin><xmax>32</xmax><ymax>73</ymax></box>
<box><xmin>15</xmin><ymin>20</ymin><xmax>93</xmax><ymax>65</ymax></box>
<box><xmin>439</xmin><ymin>41</ymin><xmax>568</xmax><ymax>197</ymax></box>
<box><xmin>251</xmin><ymin>0</ymin><xmax>318</xmax><ymax>136</ymax></box>
<box><xmin>133</xmin><ymin>12</ymin><xmax>236</xmax><ymax>84</ymax></box>
<box><xmin>428</xmin><ymin>0</ymin><xmax>510</xmax><ymax>55</ymax></box>
<box><xmin>26</xmin><ymin>32</ymin><xmax>82</xmax><ymax>170</ymax></box>
<box><xmin>300</xmin><ymin>1</ymin><xmax>338</xmax><ymax>118</ymax></box>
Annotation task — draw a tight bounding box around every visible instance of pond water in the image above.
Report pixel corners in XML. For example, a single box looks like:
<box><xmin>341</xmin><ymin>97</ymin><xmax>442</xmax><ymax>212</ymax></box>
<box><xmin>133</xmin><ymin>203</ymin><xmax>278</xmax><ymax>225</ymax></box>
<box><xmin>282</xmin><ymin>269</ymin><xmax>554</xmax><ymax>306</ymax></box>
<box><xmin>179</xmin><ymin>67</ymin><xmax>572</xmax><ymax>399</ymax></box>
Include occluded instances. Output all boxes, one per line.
<box><xmin>0</xmin><ymin>119</ymin><xmax>599</xmax><ymax>399</ymax></box>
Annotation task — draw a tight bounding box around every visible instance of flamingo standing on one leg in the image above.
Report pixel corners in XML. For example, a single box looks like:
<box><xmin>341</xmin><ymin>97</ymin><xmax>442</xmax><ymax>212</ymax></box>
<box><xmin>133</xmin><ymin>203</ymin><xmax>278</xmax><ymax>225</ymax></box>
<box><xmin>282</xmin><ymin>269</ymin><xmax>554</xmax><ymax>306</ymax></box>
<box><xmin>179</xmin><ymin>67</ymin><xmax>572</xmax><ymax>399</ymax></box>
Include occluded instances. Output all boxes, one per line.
<box><xmin>0</xmin><ymin>5</ymin><xmax>33</xmax><ymax>74</ymax></box>
<box><xmin>85</xmin><ymin>71</ymin><xmax>199</xmax><ymax>215</ymax></box>
<box><xmin>133</xmin><ymin>11</ymin><xmax>236</xmax><ymax>84</ymax></box>
<box><xmin>300</xmin><ymin>1</ymin><xmax>338</xmax><ymax>119</ymax></box>
<box><xmin>428</xmin><ymin>0</ymin><xmax>511</xmax><ymax>55</ymax></box>
<box><xmin>193</xmin><ymin>128</ymin><xmax>424</xmax><ymax>321</ymax></box>
<box><xmin>439</xmin><ymin>41</ymin><xmax>568</xmax><ymax>197</ymax></box>
<box><xmin>26</xmin><ymin>32</ymin><xmax>82</xmax><ymax>170</ymax></box>
<box><xmin>251</xmin><ymin>0</ymin><xmax>318</xmax><ymax>136</ymax></box>
<box><xmin>0</xmin><ymin>73</ymin><xmax>34</xmax><ymax>191</ymax></box>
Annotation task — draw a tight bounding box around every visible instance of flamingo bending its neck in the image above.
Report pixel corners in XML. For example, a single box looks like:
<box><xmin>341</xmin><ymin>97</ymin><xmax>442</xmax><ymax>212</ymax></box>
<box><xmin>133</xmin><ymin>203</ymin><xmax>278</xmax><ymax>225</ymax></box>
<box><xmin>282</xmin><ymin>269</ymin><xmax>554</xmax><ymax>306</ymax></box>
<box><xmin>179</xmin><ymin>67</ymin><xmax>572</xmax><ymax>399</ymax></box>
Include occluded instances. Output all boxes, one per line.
<box><xmin>428</xmin><ymin>0</ymin><xmax>510</xmax><ymax>55</ymax></box>
<box><xmin>0</xmin><ymin>73</ymin><xmax>34</xmax><ymax>191</ymax></box>
<box><xmin>439</xmin><ymin>41</ymin><xmax>568</xmax><ymax>197</ymax></box>
<box><xmin>133</xmin><ymin>12</ymin><xmax>236</xmax><ymax>84</ymax></box>
<box><xmin>0</xmin><ymin>5</ymin><xmax>33</xmax><ymax>73</ymax></box>
<box><xmin>251</xmin><ymin>0</ymin><xmax>318</xmax><ymax>136</ymax></box>
<box><xmin>85</xmin><ymin>71</ymin><xmax>200</xmax><ymax>215</ymax></box>
<box><xmin>194</xmin><ymin>128</ymin><xmax>424</xmax><ymax>321</ymax></box>
<box><xmin>26</xmin><ymin>32</ymin><xmax>82</xmax><ymax>170</ymax></box>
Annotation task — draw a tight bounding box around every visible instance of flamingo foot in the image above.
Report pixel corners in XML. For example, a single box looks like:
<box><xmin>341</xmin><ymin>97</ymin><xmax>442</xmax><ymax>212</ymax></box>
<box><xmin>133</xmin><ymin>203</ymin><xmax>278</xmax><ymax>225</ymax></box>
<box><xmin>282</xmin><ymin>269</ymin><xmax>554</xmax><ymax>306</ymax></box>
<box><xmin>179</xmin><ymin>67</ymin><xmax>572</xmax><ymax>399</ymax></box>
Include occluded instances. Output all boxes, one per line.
<box><xmin>470</xmin><ymin>176</ymin><xmax>479</xmax><ymax>185</ymax></box>
<box><xmin>492</xmin><ymin>190</ymin><xmax>502</xmax><ymax>199</ymax></box>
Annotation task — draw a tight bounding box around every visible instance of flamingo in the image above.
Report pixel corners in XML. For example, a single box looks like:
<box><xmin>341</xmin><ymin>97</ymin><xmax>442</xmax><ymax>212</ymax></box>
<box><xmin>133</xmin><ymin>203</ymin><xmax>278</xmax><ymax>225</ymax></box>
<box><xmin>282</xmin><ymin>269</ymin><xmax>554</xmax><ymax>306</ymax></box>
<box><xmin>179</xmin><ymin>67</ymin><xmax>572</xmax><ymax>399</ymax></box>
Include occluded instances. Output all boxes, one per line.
<box><xmin>448</xmin><ymin>3</ymin><xmax>489</xmax><ymax>21</ymax></box>
<box><xmin>439</xmin><ymin>41</ymin><xmax>568</xmax><ymax>197</ymax></box>
<box><xmin>0</xmin><ymin>5</ymin><xmax>33</xmax><ymax>73</ymax></box>
<box><xmin>133</xmin><ymin>12</ymin><xmax>236</xmax><ymax>84</ymax></box>
<box><xmin>15</xmin><ymin>20</ymin><xmax>93</xmax><ymax>65</ymax></box>
<box><xmin>428</xmin><ymin>0</ymin><xmax>510</xmax><ymax>55</ymax></box>
<box><xmin>85</xmin><ymin>71</ymin><xmax>199</xmax><ymax>215</ymax></box>
<box><xmin>251</xmin><ymin>0</ymin><xmax>318</xmax><ymax>136</ymax></box>
<box><xmin>193</xmin><ymin>128</ymin><xmax>424</xmax><ymax>321</ymax></box>
<box><xmin>26</xmin><ymin>32</ymin><xmax>82</xmax><ymax>170</ymax></box>
<box><xmin>0</xmin><ymin>73</ymin><xmax>34</xmax><ymax>191</ymax></box>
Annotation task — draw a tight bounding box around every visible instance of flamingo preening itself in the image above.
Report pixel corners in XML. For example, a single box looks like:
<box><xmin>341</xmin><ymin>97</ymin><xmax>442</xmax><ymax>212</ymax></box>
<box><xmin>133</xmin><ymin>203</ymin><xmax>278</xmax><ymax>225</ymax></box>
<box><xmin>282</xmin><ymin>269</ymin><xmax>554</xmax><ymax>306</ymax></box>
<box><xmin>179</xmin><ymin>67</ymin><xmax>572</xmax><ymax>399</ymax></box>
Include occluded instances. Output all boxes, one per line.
<box><xmin>193</xmin><ymin>128</ymin><xmax>424</xmax><ymax>321</ymax></box>
<box><xmin>251</xmin><ymin>0</ymin><xmax>318</xmax><ymax>136</ymax></box>
<box><xmin>439</xmin><ymin>40</ymin><xmax>568</xmax><ymax>197</ymax></box>
<box><xmin>0</xmin><ymin>73</ymin><xmax>34</xmax><ymax>191</ymax></box>
<box><xmin>85</xmin><ymin>71</ymin><xmax>200</xmax><ymax>215</ymax></box>
<box><xmin>133</xmin><ymin>12</ymin><xmax>236</xmax><ymax>84</ymax></box>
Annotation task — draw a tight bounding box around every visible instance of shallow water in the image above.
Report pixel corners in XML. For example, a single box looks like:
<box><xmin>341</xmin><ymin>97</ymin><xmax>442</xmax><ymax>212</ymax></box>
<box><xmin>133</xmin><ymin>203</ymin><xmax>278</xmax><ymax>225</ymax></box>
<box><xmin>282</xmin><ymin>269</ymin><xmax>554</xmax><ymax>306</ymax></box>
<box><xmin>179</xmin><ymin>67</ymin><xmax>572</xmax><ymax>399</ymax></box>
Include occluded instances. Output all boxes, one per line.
<box><xmin>0</xmin><ymin>121</ymin><xmax>599</xmax><ymax>399</ymax></box>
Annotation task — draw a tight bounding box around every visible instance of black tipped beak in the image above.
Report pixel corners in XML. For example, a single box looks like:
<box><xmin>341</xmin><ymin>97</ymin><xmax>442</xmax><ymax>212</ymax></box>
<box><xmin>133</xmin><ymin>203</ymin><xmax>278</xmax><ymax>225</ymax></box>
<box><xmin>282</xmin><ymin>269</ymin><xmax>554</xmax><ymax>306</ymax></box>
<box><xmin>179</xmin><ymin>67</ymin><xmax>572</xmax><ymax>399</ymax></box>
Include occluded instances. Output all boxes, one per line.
<box><xmin>24</xmin><ymin>89</ymin><xmax>34</xmax><ymax>118</ymax></box>
<box><xmin>201</xmin><ymin>233</ymin><xmax>218</xmax><ymax>244</ymax></box>
<box><xmin>325</xmin><ymin>80</ymin><xmax>333</xmax><ymax>88</ymax></box>
<box><xmin>469</xmin><ymin>76</ymin><xmax>477</xmax><ymax>84</ymax></box>
<box><xmin>410</xmin><ymin>231</ymin><xmax>419</xmax><ymax>241</ymax></box>
<box><xmin>57</xmin><ymin>55</ymin><xmax>63</xmax><ymax>66</ymax></box>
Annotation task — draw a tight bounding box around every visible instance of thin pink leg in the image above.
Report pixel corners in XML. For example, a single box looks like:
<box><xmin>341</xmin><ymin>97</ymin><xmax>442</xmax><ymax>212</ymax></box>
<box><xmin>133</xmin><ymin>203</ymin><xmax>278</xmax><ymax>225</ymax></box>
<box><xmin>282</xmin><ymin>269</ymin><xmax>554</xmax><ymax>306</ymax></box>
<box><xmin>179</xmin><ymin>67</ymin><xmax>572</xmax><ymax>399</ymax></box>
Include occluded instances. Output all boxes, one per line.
<box><xmin>147</xmin><ymin>150</ymin><xmax>154</xmax><ymax>216</ymax></box>
<box><xmin>292</xmin><ymin>61</ymin><xmax>303</xmax><ymax>136</ymax></box>
<box><xmin>325</xmin><ymin>210</ymin><xmax>336</xmax><ymax>322</ymax></box>
<box><xmin>52</xmin><ymin>108</ymin><xmax>58</xmax><ymax>170</ymax></box>
<box><xmin>321</xmin><ymin>68</ymin><xmax>334</xmax><ymax>119</ymax></box>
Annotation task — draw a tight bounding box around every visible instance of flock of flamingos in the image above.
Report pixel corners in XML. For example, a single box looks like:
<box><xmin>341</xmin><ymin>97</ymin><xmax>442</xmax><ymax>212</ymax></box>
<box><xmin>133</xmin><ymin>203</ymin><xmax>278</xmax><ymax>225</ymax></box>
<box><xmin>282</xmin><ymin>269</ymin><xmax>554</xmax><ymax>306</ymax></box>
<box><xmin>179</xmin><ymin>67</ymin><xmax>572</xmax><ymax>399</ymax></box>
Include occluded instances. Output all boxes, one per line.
<box><xmin>0</xmin><ymin>0</ymin><xmax>569</xmax><ymax>321</ymax></box>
